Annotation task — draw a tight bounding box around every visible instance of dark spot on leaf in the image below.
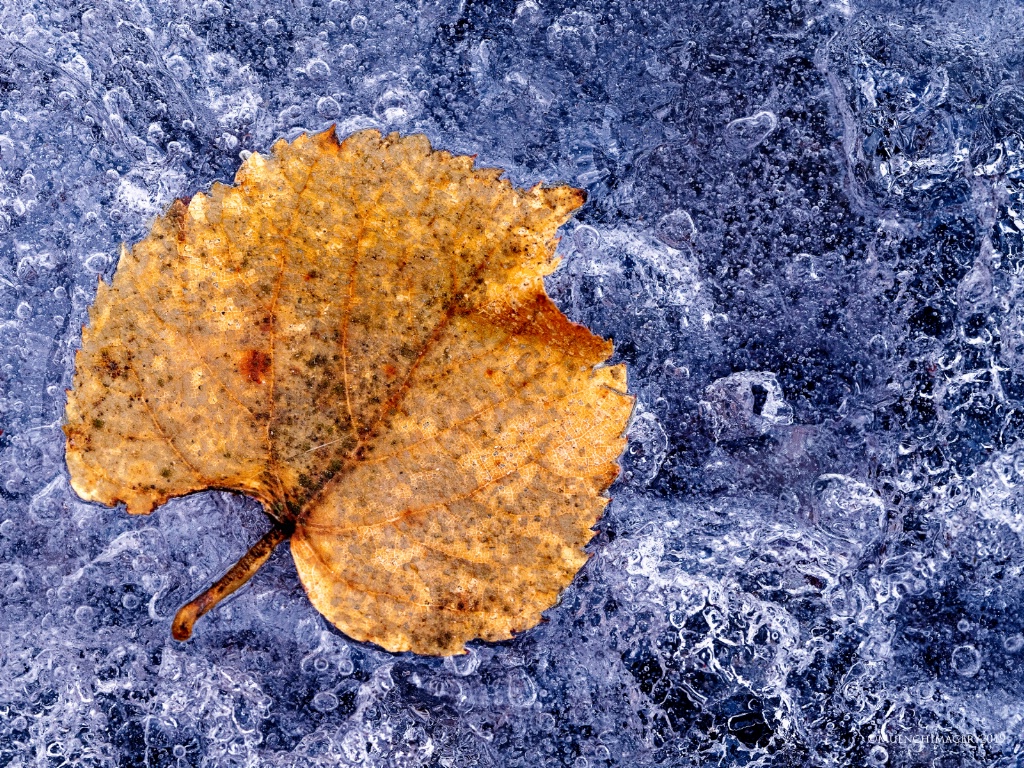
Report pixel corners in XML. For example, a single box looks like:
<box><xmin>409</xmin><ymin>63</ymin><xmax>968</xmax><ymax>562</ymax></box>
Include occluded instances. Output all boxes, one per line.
<box><xmin>241</xmin><ymin>349</ymin><xmax>272</xmax><ymax>384</ymax></box>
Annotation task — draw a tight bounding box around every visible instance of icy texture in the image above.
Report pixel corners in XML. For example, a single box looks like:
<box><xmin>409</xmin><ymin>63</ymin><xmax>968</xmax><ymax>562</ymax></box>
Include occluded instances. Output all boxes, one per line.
<box><xmin>2</xmin><ymin>0</ymin><xmax>1024</xmax><ymax>766</ymax></box>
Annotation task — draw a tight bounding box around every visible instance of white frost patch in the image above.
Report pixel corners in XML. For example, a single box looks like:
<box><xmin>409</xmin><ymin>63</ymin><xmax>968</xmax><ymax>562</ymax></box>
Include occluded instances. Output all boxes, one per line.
<box><xmin>115</xmin><ymin>178</ymin><xmax>162</xmax><ymax>217</ymax></box>
<box><xmin>211</xmin><ymin>88</ymin><xmax>263</xmax><ymax>128</ymax></box>
<box><xmin>970</xmin><ymin>444</ymin><xmax>1024</xmax><ymax>536</ymax></box>
<box><xmin>565</xmin><ymin>225</ymin><xmax>707</xmax><ymax>314</ymax></box>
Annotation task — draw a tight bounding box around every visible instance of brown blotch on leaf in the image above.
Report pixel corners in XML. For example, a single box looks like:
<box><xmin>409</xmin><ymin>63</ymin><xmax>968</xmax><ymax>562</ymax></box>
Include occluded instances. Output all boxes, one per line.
<box><xmin>241</xmin><ymin>349</ymin><xmax>272</xmax><ymax>384</ymax></box>
<box><xmin>167</xmin><ymin>197</ymin><xmax>190</xmax><ymax>243</ymax></box>
<box><xmin>63</xmin><ymin>128</ymin><xmax>633</xmax><ymax>656</ymax></box>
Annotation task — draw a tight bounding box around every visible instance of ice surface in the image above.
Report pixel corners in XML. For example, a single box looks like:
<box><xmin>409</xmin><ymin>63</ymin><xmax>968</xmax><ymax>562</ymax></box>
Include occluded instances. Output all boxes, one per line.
<box><xmin>1</xmin><ymin>0</ymin><xmax>1024</xmax><ymax>765</ymax></box>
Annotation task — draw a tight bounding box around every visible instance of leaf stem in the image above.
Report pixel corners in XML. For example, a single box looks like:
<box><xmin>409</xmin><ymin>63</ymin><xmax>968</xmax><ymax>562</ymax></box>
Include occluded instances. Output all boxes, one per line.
<box><xmin>171</xmin><ymin>519</ymin><xmax>293</xmax><ymax>641</ymax></box>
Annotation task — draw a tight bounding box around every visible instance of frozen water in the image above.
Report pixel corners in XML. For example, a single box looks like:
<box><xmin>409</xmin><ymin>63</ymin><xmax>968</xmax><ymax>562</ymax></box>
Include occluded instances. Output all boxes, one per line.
<box><xmin>1</xmin><ymin>0</ymin><xmax>1024</xmax><ymax>766</ymax></box>
<box><xmin>700</xmin><ymin>371</ymin><xmax>794</xmax><ymax>442</ymax></box>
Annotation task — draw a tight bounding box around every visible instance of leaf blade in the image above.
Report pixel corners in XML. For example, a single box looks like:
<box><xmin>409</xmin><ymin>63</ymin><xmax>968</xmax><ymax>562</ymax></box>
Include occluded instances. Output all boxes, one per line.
<box><xmin>65</xmin><ymin>127</ymin><xmax>633</xmax><ymax>654</ymax></box>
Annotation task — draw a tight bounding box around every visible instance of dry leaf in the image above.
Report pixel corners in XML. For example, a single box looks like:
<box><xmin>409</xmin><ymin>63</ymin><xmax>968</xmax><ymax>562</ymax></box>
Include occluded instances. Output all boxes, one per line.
<box><xmin>64</xmin><ymin>128</ymin><xmax>633</xmax><ymax>655</ymax></box>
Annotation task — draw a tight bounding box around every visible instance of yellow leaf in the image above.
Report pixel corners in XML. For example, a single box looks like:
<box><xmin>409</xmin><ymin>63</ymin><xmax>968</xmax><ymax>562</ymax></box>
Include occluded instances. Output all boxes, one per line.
<box><xmin>64</xmin><ymin>128</ymin><xmax>633</xmax><ymax>655</ymax></box>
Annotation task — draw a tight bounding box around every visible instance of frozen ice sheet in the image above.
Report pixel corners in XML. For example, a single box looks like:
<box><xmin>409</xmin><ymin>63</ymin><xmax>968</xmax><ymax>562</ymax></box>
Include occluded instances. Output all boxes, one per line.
<box><xmin>1</xmin><ymin>0</ymin><xmax>1024</xmax><ymax>765</ymax></box>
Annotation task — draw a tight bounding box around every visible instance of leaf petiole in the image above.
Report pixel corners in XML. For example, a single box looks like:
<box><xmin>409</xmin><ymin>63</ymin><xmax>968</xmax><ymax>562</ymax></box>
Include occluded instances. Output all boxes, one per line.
<box><xmin>171</xmin><ymin>518</ymin><xmax>294</xmax><ymax>641</ymax></box>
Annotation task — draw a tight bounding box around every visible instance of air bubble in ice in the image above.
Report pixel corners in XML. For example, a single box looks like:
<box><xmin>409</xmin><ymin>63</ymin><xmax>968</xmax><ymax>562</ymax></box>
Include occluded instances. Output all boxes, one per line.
<box><xmin>374</xmin><ymin>88</ymin><xmax>421</xmax><ymax>125</ymax></box>
<box><xmin>654</xmin><ymin>208</ymin><xmax>695</xmax><ymax>249</ymax></box>
<box><xmin>202</xmin><ymin>0</ymin><xmax>224</xmax><ymax>18</ymax></box>
<box><xmin>317</xmin><ymin>96</ymin><xmax>341</xmax><ymax>118</ymax></box>
<box><xmin>724</xmin><ymin>110</ymin><xmax>778</xmax><ymax>153</ymax></box>
<box><xmin>546</xmin><ymin>10</ymin><xmax>598</xmax><ymax>62</ymax></box>
<box><xmin>339</xmin><ymin>44</ymin><xmax>358</xmax><ymax>65</ymax></box>
<box><xmin>339</xmin><ymin>730</ymin><xmax>368</xmax><ymax>763</ymax></box>
<box><xmin>166</xmin><ymin>55</ymin><xmax>191</xmax><ymax>80</ymax></box>
<box><xmin>307</xmin><ymin>59</ymin><xmax>331</xmax><ymax>79</ymax></box>
<box><xmin>701</xmin><ymin>371</ymin><xmax>793</xmax><ymax>441</ymax></box>
<box><xmin>623</xmin><ymin>409</ymin><xmax>668</xmax><ymax>485</ymax></box>
<box><xmin>507</xmin><ymin>669</ymin><xmax>538</xmax><ymax>707</ymax></box>
<box><xmin>957</xmin><ymin>256</ymin><xmax>994</xmax><ymax>310</ymax></box>
<box><xmin>312</xmin><ymin>691</ymin><xmax>339</xmax><ymax>712</ymax></box>
<box><xmin>279</xmin><ymin>104</ymin><xmax>306</xmax><ymax>126</ymax></box>
<box><xmin>573</xmin><ymin>224</ymin><xmax>601</xmax><ymax>254</ymax></box>
<box><xmin>813</xmin><ymin>475</ymin><xmax>885</xmax><ymax>542</ymax></box>
<box><xmin>951</xmin><ymin>644</ymin><xmax>981</xmax><ymax>676</ymax></box>
<box><xmin>83</xmin><ymin>253</ymin><xmax>108</xmax><ymax>275</ymax></box>
<box><xmin>74</xmin><ymin>605</ymin><xmax>96</xmax><ymax>627</ymax></box>
<box><xmin>444</xmin><ymin>647</ymin><xmax>480</xmax><ymax>676</ymax></box>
